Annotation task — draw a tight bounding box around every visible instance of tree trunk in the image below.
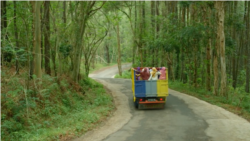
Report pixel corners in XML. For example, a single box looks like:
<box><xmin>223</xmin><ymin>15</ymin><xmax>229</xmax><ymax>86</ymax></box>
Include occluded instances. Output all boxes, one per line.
<box><xmin>14</xmin><ymin>1</ymin><xmax>19</xmax><ymax>74</ymax></box>
<box><xmin>105</xmin><ymin>43</ymin><xmax>110</xmax><ymax>64</ymax></box>
<box><xmin>32</xmin><ymin>1</ymin><xmax>42</xmax><ymax>79</ymax></box>
<box><xmin>40</xmin><ymin>6</ymin><xmax>44</xmax><ymax>69</ymax></box>
<box><xmin>207</xmin><ymin>37</ymin><xmax>212</xmax><ymax>91</ymax></box>
<box><xmin>44</xmin><ymin>1</ymin><xmax>51</xmax><ymax>75</ymax></box>
<box><xmin>245</xmin><ymin>1</ymin><xmax>250</xmax><ymax>93</ymax></box>
<box><xmin>193</xmin><ymin>44</ymin><xmax>198</xmax><ymax>87</ymax></box>
<box><xmin>138</xmin><ymin>1</ymin><xmax>143</xmax><ymax>67</ymax></box>
<box><xmin>63</xmin><ymin>1</ymin><xmax>66</xmax><ymax>24</ymax></box>
<box><xmin>213</xmin><ymin>50</ymin><xmax>219</xmax><ymax>96</ymax></box>
<box><xmin>142</xmin><ymin>1</ymin><xmax>146</xmax><ymax>66</ymax></box>
<box><xmin>203</xmin><ymin>5</ymin><xmax>212</xmax><ymax>91</ymax></box>
<box><xmin>132</xmin><ymin>1</ymin><xmax>137</xmax><ymax>66</ymax></box>
<box><xmin>1</xmin><ymin>1</ymin><xmax>8</xmax><ymax>41</ymax></box>
<box><xmin>155</xmin><ymin>1</ymin><xmax>160</xmax><ymax>66</ymax></box>
<box><xmin>151</xmin><ymin>1</ymin><xmax>155</xmax><ymax>66</ymax></box>
<box><xmin>0</xmin><ymin>1</ymin><xmax>4</xmax><ymax>66</ymax></box>
<box><xmin>181</xmin><ymin>6</ymin><xmax>186</xmax><ymax>83</ymax></box>
<box><xmin>72</xmin><ymin>2</ymin><xmax>90</xmax><ymax>82</ymax></box>
<box><xmin>116</xmin><ymin>13</ymin><xmax>122</xmax><ymax>76</ymax></box>
<box><xmin>215</xmin><ymin>1</ymin><xmax>227</xmax><ymax>96</ymax></box>
<box><xmin>232</xmin><ymin>1</ymin><xmax>238</xmax><ymax>89</ymax></box>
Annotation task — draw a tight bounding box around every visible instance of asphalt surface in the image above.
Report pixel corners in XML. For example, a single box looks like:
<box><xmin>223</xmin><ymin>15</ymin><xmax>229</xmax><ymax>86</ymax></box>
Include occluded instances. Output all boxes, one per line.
<box><xmin>73</xmin><ymin>64</ymin><xmax>250</xmax><ymax>141</ymax></box>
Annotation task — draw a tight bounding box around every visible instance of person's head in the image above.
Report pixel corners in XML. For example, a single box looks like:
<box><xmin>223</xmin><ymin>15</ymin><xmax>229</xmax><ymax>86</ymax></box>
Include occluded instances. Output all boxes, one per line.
<box><xmin>161</xmin><ymin>67</ymin><xmax>166</xmax><ymax>71</ymax></box>
<box><xmin>151</xmin><ymin>67</ymin><xmax>157</xmax><ymax>77</ymax></box>
<box><xmin>137</xmin><ymin>67</ymin><xmax>140</xmax><ymax>71</ymax></box>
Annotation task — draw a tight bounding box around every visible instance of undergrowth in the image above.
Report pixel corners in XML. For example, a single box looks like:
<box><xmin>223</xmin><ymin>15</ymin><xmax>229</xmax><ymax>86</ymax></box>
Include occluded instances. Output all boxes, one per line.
<box><xmin>114</xmin><ymin>69</ymin><xmax>131</xmax><ymax>79</ymax></box>
<box><xmin>1</xmin><ymin>67</ymin><xmax>115</xmax><ymax>141</ymax></box>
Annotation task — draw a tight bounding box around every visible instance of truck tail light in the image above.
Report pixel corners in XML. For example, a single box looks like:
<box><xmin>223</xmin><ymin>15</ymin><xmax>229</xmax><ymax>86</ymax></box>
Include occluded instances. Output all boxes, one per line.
<box><xmin>139</xmin><ymin>98</ymin><xmax>143</xmax><ymax>101</ymax></box>
<box><xmin>160</xmin><ymin>98</ymin><xmax>163</xmax><ymax>101</ymax></box>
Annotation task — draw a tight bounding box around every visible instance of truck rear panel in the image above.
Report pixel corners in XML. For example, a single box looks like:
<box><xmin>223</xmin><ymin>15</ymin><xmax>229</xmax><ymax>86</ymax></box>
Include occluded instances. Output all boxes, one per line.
<box><xmin>131</xmin><ymin>67</ymin><xmax>169</xmax><ymax>109</ymax></box>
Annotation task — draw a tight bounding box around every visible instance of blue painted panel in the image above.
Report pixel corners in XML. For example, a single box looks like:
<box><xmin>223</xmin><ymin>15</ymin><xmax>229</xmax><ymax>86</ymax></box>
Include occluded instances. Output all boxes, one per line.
<box><xmin>145</xmin><ymin>81</ymin><xmax>151</xmax><ymax>95</ymax></box>
<box><xmin>135</xmin><ymin>81</ymin><xmax>146</xmax><ymax>97</ymax></box>
<box><xmin>145</xmin><ymin>80</ymin><xmax>157</xmax><ymax>97</ymax></box>
<box><xmin>151</xmin><ymin>80</ymin><xmax>157</xmax><ymax>94</ymax></box>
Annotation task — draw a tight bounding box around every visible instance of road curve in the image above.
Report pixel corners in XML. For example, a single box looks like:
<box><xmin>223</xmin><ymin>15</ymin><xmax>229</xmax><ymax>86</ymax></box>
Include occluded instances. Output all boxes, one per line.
<box><xmin>73</xmin><ymin>64</ymin><xmax>250</xmax><ymax>141</ymax></box>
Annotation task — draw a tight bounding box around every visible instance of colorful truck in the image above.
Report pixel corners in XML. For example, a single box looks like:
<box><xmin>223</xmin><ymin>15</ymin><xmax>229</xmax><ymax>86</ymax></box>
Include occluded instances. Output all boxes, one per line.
<box><xmin>131</xmin><ymin>67</ymin><xmax>169</xmax><ymax>109</ymax></box>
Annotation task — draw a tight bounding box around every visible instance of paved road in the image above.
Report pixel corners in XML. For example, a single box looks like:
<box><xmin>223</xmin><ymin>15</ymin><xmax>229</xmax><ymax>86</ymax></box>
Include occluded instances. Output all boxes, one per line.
<box><xmin>74</xmin><ymin>64</ymin><xmax>250</xmax><ymax>141</ymax></box>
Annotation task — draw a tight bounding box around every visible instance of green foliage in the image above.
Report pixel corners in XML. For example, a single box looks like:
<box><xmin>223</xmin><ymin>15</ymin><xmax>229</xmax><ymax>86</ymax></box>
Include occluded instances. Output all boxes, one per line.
<box><xmin>179</xmin><ymin>1</ymin><xmax>192</xmax><ymax>8</ymax></box>
<box><xmin>1</xmin><ymin>70</ymin><xmax>114</xmax><ymax>141</ymax></box>
<box><xmin>59</xmin><ymin>43</ymin><xmax>72</xmax><ymax>58</ymax></box>
<box><xmin>79</xmin><ymin>77</ymin><xmax>102</xmax><ymax>89</ymax></box>
<box><xmin>114</xmin><ymin>69</ymin><xmax>131</xmax><ymax>79</ymax></box>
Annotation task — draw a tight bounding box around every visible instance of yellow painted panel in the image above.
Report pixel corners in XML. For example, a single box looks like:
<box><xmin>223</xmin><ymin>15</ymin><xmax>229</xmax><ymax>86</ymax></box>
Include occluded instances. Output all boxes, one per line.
<box><xmin>157</xmin><ymin>69</ymin><xmax>168</xmax><ymax>97</ymax></box>
<box><xmin>157</xmin><ymin>80</ymin><xmax>168</xmax><ymax>97</ymax></box>
<box><xmin>131</xmin><ymin>68</ymin><xmax>135</xmax><ymax>96</ymax></box>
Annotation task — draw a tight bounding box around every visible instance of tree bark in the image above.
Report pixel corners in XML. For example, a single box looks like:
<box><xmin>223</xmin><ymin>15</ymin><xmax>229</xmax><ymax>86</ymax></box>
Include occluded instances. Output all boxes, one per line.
<box><xmin>245</xmin><ymin>1</ymin><xmax>250</xmax><ymax>93</ymax></box>
<box><xmin>138</xmin><ymin>1</ymin><xmax>143</xmax><ymax>67</ymax></box>
<box><xmin>151</xmin><ymin>1</ymin><xmax>155</xmax><ymax>66</ymax></box>
<box><xmin>232</xmin><ymin>2</ymin><xmax>238</xmax><ymax>89</ymax></box>
<box><xmin>213</xmin><ymin>50</ymin><xmax>219</xmax><ymax>96</ymax></box>
<box><xmin>203</xmin><ymin>5</ymin><xmax>212</xmax><ymax>91</ymax></box>
<box><xmin>63</xmin><ymin>1</ymin><xmax>66</xmax><ymax>24</ymax></box>
<box><xmin>132</xmin><ymin>1</ymin><xmax>137</xmax><ymax>66</ymax></box>
<box><xmin>32</xmin><ymin>1</ymin><xmax>42</xmax><ymax>79</ymax></box>
<box><xmin>215</xmin><ymin>1</ymin><xmax>227</xmax><ymax>96</ymax></box>
<box><xmin>0</xmin><ymin>1</ymin><xmax>4</xmax><ymax>66</ymax></box>
<box><xmin>14</xmin><ymin>1</ymin><xmax>19</xmax><ymax>74</ymax></box>
<box><xmin>44</xmin><ymin>1</ymin><xmax>51</xmax><ymax>75</ymax></box>
<box><xmin>105</xmin><ymin>43</ymin><xmax>110</xmax><ymax>64</ymax></box>
<box><xmin>116</xmin><ymin>13</ymin><xmax>122</xmax><ymax>76</ymax></box>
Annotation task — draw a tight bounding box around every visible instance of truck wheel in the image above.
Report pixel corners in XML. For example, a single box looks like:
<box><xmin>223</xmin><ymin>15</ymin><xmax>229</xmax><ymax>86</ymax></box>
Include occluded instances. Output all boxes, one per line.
<box><xmin>134</xmin><ymin>99</ymin><xmax>139</xmax><ymax>109</ymax></box>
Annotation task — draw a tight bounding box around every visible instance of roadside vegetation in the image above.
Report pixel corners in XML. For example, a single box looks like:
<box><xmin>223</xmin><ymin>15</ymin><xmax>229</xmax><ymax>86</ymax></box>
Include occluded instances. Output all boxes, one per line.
<box><xmin>114</xmin><ymin>69</ymin><xmax>131</xmax><ymax>79</ymax></box>
<box><xmin>169</xmin><ymin>81</ymin><xmax>250</xmax><ymax>122</ymax></box>
<box><xmin>1</xmin><ymin>63</ymin><xmax>115</xmax><ymax>141</ymax></box>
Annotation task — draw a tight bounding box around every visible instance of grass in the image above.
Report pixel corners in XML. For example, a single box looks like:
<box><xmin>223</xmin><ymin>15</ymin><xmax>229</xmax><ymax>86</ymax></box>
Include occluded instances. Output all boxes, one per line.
<box><xmin>1</xmin><ymin>66</ymin><xmax>115</xmax><ymax>141</ymax></box>
<box><xmin>114</xmin><ymin>69</ymin><xmax>131</xmax><ymax>79</ymax></box>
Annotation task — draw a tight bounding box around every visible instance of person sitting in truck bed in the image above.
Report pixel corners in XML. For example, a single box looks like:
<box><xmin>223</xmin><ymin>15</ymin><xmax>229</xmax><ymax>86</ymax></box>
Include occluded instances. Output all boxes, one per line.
<box><xmin>159</xmin><ymin>67</ymin><xmax>166</xmax><ymax>80</ymax></box>
<box><xmin>140</xmin><ymin>67</ymin><xmax>150</xmax><ymax>80</ymax></box>
<box><xmin>148</xmin><ymin>67</ymin><xmax>161</xmax><ymax>80</ymax></box>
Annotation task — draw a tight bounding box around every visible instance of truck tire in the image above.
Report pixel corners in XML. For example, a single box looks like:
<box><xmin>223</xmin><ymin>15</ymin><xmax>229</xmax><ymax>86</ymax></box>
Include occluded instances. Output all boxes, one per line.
<box><xmin>134</xmin><ymin>99</ymin><xmax>139</xmax><ymax>109</ymax></box>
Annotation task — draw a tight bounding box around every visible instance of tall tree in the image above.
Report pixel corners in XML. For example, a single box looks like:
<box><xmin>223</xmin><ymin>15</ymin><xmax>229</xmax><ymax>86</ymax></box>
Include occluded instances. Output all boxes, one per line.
<box><xmin>63</xmin><ymin>1</ymin><xmax>66</xmax><ymax>24</ymax></box>
<box><xmin>32</xmin><ymin>1</ymin><xmax>42</xmax><ymax>79</ymax></box>
<box><xmin>245</xmin><ymin>1</ymin><xmax>250</xmax><ymax>93</ymax></box>
<box><xmin>151</xmin><ymin>1</ymin><xmax>155</xmax><ymax>66</ymax></box>
<box><xmin>202</xmin><ymin>3</ymin><xmax>212</xmax><ymax>91</ymax></box>
<box><xmin>14</xmin><ymin>1</ymin><xmax>19</xmax><ymax>74</ymax></box>
<box><xmin>44</xmin><ymin>1</ymin><xmax>51</xmax><ymax>75</ymax></box>
<box><xmin>116</xmin><ymin>12</ymin><xmax>122</xmax><ymax>76</ymax></box>
<box><xmin>215</xmin><ymin>1</ymin><xmax>227</xmax><ymax>96</ymax></box>
<box><xmin>72</xmin><ymin>1</ymin><xmax>105</xmax><ymax>82</ymax></box>
<box><xmin>232</xmin><ymin>1</ymin><xmax>238</xmax><ymax>89</ymax></box>
<box><xmin>0</xmin><ymin>1</ymin><xmax>4</xmax><ymax>66</ymax></box>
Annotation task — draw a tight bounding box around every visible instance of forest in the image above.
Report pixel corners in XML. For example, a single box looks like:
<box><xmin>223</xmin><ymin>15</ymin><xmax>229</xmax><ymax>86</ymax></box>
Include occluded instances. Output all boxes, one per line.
<box><xmin>1</xmin><ymin>1</ymin><xmax>250</xmax><ymax>140</ymax></box>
